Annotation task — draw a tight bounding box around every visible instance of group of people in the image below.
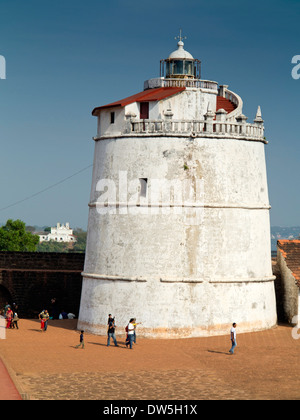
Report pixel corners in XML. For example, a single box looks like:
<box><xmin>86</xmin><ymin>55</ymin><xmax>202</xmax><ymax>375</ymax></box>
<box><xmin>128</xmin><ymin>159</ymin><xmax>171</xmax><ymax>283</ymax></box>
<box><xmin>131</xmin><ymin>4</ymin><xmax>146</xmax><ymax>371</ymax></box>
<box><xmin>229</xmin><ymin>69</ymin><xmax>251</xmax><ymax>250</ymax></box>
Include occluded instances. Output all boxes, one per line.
<box><xmin>2</xmin><ymin>301</ymin><xmax>238</xmax><ymax>355</ymax></box>
<box><xmin>107</xmin><ymin>315</ymin><xmax>141</xmax><ymax>349</ymax></box>
<box><xmin>107</xmin><ymin>317</ymin><xmax>238</xmax><ymax>353</ymax></box>
<box><xmin>75</xmin><ymin>316</ymin><xmax>141</xmax><ymax>350</ymax></box>
<box><xmin>1</xmin><ymin>303</ymin><xmax>19</xmax><ymax>329</ymax></box>
<box><xmin>77</xmin><ymin>316</ymin><xmax>237</xmax><ymax>353</ymax></box>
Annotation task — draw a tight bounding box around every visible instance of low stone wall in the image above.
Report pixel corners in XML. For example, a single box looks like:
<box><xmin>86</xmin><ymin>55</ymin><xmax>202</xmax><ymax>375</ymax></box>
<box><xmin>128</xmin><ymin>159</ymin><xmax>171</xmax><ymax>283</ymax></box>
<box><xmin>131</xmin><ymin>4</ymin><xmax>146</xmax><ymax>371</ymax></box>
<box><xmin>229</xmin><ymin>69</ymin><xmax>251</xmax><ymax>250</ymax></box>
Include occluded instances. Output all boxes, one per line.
<box><xmin>0</xmin><ymin>251</ymin><xmax>85</xmax><ymax>318</ymax></box>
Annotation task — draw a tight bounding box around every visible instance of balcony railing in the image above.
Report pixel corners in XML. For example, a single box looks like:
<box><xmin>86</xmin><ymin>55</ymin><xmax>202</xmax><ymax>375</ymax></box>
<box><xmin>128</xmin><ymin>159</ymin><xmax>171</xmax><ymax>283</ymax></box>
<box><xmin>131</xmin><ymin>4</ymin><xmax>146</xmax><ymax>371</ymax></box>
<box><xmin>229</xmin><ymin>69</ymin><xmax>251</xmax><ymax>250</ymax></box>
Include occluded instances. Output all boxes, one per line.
<box><xmin>126</xmin><ymin>118</ymin><xmax>265</xmax><ymax>141</ymax></box>
<box><xmin>144</xmin><ymin>77</ymin><xmax>218</xmax><ymax>91</ymax></box>
<box><xmin>95</xmin><ymin>114</ymin><xmax>265</xmax><ymax>143</ymax></box>
<box><xmin>162</xmin><ymin>78</ymin><xmax>218</xmax><ymax>90</ymax></box>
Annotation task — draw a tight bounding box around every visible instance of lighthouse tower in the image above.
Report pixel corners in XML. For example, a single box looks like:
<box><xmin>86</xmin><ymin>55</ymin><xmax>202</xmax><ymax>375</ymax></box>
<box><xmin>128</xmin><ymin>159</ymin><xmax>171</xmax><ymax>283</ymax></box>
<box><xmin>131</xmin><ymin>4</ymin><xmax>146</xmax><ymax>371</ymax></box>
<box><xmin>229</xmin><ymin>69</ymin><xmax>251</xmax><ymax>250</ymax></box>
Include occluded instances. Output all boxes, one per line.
<box><xmin>78</xmin><ymin>34</ymin><xmax>277</xmax><ymax>338</ymax></box>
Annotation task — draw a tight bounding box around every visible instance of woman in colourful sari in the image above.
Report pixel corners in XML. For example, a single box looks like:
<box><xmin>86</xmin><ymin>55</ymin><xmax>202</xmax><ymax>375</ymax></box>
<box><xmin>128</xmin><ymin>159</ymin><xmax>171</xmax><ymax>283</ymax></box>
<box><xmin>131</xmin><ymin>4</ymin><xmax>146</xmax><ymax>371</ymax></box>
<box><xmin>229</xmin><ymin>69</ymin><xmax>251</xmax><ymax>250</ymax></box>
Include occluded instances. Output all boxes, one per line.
<box><xmin>5</xmin><ymin>307</ymin><xmax>13</xmax><ymax>329</ymax></box>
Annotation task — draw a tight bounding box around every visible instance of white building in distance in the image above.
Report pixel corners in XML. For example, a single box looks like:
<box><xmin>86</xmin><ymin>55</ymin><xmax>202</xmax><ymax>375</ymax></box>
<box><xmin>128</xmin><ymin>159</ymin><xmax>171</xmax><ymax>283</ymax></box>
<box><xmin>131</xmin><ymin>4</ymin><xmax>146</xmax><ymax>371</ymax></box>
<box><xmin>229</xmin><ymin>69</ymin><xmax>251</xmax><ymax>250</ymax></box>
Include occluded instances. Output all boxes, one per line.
<box><xmin>39</xmin><ymin>223</ymin><xmax>76</xmax><ymax>243</ymax></box>
<box><xmin>78</xmin><ymin>34</ymin><xmax>277</xmax><ymax>338</ymax></box>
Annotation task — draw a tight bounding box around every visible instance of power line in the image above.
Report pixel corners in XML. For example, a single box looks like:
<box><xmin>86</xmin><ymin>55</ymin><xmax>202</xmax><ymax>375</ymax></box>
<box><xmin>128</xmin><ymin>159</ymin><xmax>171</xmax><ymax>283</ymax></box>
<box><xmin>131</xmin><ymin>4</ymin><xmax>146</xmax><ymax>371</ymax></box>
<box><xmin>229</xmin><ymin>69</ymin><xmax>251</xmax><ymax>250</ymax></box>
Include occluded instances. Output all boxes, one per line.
<box><xmin>0</xmin><ymin>164</ymin><xmax>93</xmax><ymax>212</ymax></box>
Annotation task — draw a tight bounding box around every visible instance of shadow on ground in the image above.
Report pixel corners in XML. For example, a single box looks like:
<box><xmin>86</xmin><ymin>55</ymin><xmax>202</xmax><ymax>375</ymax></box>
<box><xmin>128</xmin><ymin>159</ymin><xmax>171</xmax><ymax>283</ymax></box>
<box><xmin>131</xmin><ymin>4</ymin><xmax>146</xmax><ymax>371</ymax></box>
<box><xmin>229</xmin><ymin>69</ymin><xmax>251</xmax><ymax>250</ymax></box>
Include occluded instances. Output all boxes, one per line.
<box><xmin>25</xmin><ymin>318</ymin><xmax>79</xmax><ymax>331</ymax></box>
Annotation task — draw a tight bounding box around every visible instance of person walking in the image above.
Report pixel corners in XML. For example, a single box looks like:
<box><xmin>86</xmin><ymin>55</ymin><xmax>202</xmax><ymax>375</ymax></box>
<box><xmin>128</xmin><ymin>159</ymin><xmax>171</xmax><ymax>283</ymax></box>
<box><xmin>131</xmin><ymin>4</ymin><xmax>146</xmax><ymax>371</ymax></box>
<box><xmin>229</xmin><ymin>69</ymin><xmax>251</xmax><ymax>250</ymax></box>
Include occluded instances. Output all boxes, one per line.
<box><xmin>39</xmin><ymin>309</ymin><xmax>50</xmax><ymax>332</ymax></box>
<box><xmin>125</xmin><ymin>319</ymin><xmax>135</xmax><ymax>349</ymax></box>
<box><xmin>132</xmin><ymin>318</ymin><xmax>142</xmax><ymax>344</ymax></box>
<box><xmin>75</xmin><ymin>330</ymin><xmax>85</xmax><ymax>349</ymax></box>
<box><xmin>107</xmin><ymin>315</ymin><xmax>118</xmax><ymax>347</ymax></box>
<box><xmin>229</xmin><ymin>322</ymin><xmax>237</xmax><ymax>354</ymax></box>
<box><xmin>12</xmin><ymin>312</ymin><xmax>19</xmax><ymax>329</ymax></box>
<box><xmin>5</xmin><ymin>307</ymin><xmax>13</xmax><ymax>329</ymax></box>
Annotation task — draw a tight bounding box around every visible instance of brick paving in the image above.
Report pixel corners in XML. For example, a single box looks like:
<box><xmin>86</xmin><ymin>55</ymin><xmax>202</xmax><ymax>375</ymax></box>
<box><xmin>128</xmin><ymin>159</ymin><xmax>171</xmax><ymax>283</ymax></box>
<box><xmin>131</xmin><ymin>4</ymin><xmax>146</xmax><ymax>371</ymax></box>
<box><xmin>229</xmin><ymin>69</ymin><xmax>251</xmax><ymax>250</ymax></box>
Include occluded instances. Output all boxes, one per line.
<box><xmin>0</xmin><ymin>358</ymin><xmax>22</xmax><ymax>400</ymax></box>
<box><xmin>0</xmin><ymin>319</ymin><xmax>300</xmax><ymax>400</ymax></box>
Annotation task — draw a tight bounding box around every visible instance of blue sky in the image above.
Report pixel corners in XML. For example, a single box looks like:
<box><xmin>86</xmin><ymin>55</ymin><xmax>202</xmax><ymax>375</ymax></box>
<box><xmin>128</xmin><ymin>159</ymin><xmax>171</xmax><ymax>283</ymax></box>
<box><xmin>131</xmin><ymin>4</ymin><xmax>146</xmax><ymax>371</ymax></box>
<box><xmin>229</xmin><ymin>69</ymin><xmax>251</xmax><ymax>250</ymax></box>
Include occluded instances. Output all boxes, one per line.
<box><xmin>0</xmin><ymin>0</ymin><xmax>299</xmax><ymax>229</ymax></box>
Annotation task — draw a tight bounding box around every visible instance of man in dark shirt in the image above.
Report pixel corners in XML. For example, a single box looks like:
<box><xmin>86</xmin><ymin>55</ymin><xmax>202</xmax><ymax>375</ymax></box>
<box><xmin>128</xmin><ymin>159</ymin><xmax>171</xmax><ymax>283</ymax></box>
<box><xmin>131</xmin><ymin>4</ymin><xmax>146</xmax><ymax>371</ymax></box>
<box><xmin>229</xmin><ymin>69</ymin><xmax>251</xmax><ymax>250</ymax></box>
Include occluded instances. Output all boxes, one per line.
<box><xmin>107</xmin><ymin>314</ymin><xmax>118</xmax><ymax>347</ymax></box>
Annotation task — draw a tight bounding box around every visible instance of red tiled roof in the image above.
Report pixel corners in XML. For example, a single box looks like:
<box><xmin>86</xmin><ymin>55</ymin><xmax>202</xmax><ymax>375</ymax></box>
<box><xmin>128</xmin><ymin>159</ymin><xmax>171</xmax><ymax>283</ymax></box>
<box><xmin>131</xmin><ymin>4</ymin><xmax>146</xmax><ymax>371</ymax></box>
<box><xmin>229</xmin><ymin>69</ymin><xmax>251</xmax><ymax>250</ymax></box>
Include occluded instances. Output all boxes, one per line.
<box><xmin>92</xmin><ymin>87</ymin><xmax>185</xmax><ymax>116</ymax></box>
<box><xmin>216</xmin><ymin>96</ymin><xmax>237</xmax><ymax>114</ymax></box>
<box><xmin>277</xmin><ymin>240</ymin><xmax>300</xmax><ymax>286</ymax></box>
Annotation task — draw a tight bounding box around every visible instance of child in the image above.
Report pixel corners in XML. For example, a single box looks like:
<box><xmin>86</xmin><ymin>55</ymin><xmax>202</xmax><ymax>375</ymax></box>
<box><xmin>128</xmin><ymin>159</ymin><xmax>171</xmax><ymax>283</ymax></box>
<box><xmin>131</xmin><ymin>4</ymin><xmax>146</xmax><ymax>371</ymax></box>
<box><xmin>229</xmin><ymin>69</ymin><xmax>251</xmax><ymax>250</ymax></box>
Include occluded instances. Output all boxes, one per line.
<box><xmin>12</xmin><ymin>312</ymin><xmax>19</xmax><ymax>329</ymax></box>
<box><xmin>75</xmin><ymin>330</ymin><xmax>85</xmax><ymax>349</ymax></box>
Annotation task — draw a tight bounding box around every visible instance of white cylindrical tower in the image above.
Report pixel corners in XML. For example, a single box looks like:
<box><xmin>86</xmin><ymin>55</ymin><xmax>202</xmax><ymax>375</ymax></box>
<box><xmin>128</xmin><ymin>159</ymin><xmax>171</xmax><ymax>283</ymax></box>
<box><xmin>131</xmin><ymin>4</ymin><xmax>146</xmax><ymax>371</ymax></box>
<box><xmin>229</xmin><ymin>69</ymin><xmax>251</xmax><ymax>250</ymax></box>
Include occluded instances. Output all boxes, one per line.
<box><xmin>78</xmin><ymin>36</ymin><xmax>277</xmax><ymax>338</ymax></box>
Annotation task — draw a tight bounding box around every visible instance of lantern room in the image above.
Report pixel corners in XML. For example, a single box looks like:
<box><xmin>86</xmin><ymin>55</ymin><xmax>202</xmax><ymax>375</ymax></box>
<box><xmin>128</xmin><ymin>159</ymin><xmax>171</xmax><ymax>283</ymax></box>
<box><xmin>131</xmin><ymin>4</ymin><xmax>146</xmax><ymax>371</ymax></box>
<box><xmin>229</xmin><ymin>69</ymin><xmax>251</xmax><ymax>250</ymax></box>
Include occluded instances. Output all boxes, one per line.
<box><xmin>160</xmin><ymin>31</ymin><xmax>201</xmax><ymax>79</ymax></box>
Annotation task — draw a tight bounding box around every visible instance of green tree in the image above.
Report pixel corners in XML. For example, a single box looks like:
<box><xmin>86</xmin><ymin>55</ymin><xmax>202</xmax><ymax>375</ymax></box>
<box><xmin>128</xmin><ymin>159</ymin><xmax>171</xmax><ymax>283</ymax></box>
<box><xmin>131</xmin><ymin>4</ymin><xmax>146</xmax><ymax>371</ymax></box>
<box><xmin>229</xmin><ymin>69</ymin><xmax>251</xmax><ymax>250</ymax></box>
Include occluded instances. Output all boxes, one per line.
<box><xmin>36</xmin><ymin>240</ymin><xmax>70</xmax><ymax>253</ymax></box>
<box><xmin>72</xmin><ymin>228</ymin><xmax>87</xmax><ymax>253</ymax></box>
<box><xmin>0</xmin><ymin>219</ymin><xmax>39</xmax><ymax>251</ymax></box>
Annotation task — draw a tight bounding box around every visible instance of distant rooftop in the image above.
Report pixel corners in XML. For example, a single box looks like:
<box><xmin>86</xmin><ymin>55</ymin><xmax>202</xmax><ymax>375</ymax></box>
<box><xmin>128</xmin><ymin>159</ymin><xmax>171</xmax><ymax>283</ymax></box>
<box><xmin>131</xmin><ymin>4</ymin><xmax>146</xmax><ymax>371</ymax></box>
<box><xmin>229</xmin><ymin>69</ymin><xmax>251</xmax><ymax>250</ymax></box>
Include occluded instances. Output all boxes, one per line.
<box><xmin>277</xmin><ymin>240</ymin><xmax>300</xmax><ymax>285</ymax></box>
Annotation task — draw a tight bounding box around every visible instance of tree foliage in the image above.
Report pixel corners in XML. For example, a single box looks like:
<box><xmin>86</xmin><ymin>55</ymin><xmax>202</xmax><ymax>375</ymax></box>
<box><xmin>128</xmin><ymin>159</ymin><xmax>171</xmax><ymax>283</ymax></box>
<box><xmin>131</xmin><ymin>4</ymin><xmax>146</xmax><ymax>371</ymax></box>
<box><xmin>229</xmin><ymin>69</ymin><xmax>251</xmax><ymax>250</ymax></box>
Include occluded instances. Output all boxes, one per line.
<box><xmin>36</xmin><ymin>240</ymin><xmax>70</xmax><ymax>253</ymax></box>
<box><xmin>72</xmin><ymin>228</ymin><xmax>87</xmax><ymax>253</ymax></box>
<box><xmin>0</xmin><ymin>219</ymin><xmax>40</xmax><ymax>252</ymax></box>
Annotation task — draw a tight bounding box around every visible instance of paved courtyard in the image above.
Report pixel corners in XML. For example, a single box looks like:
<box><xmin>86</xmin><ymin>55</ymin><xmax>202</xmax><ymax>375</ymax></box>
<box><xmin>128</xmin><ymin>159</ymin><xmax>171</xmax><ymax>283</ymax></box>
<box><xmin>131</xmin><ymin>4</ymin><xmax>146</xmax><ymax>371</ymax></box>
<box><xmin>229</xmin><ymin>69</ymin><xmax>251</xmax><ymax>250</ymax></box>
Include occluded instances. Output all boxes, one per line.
<box><xmin>0</xmin><ymin>319</ymin><xmax>300</xmax><ymax>400</ymax></box>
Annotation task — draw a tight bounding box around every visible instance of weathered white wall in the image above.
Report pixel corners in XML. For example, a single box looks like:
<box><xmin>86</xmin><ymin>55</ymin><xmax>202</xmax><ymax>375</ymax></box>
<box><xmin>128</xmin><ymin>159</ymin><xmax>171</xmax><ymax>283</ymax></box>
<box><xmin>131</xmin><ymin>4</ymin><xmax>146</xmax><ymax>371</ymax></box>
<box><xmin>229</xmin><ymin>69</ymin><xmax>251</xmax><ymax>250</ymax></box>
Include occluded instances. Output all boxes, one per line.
<box><xmin>98</xmin><ymin>107</ymin><xmax>125</xmax><ymax>137</ymax></box>
<box><xmin>78</xmin><ymin>276</ymin><xmax>276</xmax><ymax>338</ymax></box>
<box><xmin>78</xmin><ymin>134</ymin><xmax>277</xmax><ymax>337</ymax></box>
<box><xmin>158</xmin><ymin>88</ymin><xmax>217</xmax><ymax>120</ymax></box>
<box><xmin>97</xmin><ymin>88</ymin><xmax>218</xmax><ymax>138</ymax></box>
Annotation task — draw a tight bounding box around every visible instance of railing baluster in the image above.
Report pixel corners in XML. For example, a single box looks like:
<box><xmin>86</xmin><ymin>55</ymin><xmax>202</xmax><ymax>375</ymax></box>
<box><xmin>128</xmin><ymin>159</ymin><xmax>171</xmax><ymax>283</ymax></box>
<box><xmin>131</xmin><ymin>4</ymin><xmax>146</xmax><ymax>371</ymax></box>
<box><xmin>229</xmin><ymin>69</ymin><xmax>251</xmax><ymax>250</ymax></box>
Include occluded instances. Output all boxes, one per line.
<box><xmin>128</xmin><ymin>118</ymin><xmax>264</xmax><ymax>140</ymax></box>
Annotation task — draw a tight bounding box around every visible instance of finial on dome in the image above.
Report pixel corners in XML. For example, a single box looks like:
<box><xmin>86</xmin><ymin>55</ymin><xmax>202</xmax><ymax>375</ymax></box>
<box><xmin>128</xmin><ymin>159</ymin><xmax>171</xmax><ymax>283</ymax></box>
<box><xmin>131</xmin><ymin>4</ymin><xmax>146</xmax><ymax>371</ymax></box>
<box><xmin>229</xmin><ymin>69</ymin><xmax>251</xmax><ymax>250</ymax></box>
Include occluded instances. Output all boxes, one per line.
<box><xmin>168</xmin><ymin>29</ymin><xmax>193</xmax><ymax>60</ymax></box>
<box><xmin>175</xmin><ymin>28</ymin><xmax>187</xmax><ymax>45</ymax></box>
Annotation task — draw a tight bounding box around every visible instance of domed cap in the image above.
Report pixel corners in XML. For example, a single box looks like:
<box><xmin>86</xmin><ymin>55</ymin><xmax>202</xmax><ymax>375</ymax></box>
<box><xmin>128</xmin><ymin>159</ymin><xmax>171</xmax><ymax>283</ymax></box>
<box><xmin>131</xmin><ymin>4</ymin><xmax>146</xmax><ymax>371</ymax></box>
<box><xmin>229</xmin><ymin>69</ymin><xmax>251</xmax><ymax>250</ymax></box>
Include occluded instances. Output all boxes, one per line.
<box><xmin>168</xmin><ymin>40</ymin><xmax>194</xmax><ymax>60</ymax></box>
<box><xmin>168</xmin><ymin>30</ymin><xmax>194</xmax><ymax>60</ymax></box>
